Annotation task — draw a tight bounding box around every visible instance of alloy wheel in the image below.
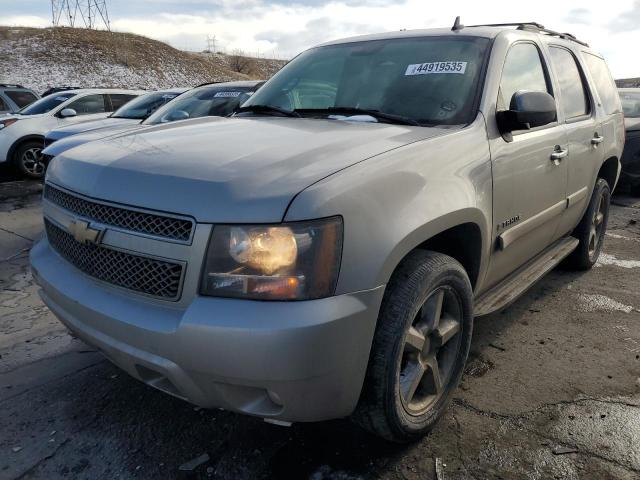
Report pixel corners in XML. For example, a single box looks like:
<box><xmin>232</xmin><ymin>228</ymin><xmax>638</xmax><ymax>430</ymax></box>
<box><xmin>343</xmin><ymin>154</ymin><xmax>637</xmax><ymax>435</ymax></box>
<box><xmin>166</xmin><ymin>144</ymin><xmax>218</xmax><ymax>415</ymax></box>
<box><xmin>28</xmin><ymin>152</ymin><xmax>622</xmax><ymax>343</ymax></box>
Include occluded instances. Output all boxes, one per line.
<box><xmin>21</xmin><ymin>147</ymin><xmax>45</xmax><ymax>177</ymax></box>
<box><xmin>399</xmin><ymin>286</ymin><xmax>463</xmax><ymax>415</ymax></box>
<box><xmin>588</xmin><ymin>189</ymin><xmax>606</xmax><ymax>260</ymax></box>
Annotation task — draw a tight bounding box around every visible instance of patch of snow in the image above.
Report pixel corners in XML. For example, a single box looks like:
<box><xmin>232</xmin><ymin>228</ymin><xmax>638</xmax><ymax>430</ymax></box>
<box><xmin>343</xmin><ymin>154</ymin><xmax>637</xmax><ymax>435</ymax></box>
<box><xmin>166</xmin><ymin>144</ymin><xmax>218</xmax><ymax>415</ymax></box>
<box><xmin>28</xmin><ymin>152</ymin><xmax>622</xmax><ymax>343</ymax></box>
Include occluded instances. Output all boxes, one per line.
<box><xmin>576</xmin><ymin>293</ymin><xmax>635</xmax><ymax>313</ymax></box>
<box><xmin>596</xmin><ymin>253</ymin><xmax>640</xmax><ymax>269</ymax></box>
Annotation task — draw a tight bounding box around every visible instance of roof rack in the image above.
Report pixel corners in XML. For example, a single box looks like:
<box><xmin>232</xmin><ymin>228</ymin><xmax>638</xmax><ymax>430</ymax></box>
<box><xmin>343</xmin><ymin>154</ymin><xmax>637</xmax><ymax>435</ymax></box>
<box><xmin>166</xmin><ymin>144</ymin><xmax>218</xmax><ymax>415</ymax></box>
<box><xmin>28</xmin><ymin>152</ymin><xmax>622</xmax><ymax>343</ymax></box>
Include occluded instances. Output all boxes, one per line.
<box><xmin>457</xmin><ymin>19</ymin><xmax>589</xmax><ymax>47</ymax></box>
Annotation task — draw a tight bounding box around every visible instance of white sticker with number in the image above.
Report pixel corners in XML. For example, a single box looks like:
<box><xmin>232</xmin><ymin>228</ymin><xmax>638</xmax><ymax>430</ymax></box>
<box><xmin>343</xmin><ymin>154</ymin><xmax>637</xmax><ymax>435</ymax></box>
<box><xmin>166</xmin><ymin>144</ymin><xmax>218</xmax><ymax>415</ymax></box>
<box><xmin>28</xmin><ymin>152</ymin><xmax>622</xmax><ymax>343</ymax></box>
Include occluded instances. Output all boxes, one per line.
<box><xmin>405</xmin><ymin>61</ymin><xmax>467</xmax><ymax>76</ymax></box>
<box><xmin>214</xmin><ymin>91</ymin><xmax>242</xmax><ymax>98</ymax></box>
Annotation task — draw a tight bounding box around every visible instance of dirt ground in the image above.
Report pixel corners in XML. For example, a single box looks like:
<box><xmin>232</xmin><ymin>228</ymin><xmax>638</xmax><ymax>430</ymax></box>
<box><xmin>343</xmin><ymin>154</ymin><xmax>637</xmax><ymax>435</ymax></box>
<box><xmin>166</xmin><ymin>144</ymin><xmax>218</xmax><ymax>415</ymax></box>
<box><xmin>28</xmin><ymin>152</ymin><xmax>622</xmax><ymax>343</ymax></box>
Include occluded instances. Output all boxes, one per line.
<box><xmin>1</xmin><ymin>180</ymin><xmax>639</xmax><ymax>480</ymax></box>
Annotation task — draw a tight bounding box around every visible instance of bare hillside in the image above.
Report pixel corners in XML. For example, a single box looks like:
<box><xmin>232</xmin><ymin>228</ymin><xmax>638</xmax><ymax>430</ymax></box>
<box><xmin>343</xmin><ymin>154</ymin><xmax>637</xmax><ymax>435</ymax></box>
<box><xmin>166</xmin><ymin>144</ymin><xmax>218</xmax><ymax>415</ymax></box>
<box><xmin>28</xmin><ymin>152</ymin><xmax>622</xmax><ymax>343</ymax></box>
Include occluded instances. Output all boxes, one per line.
<box><xmin>0</xmin><ymin>26</ymin><xmax>286</xmax><ymax>93</ymax></box>
<box><xmin>617</xmin><ymin>78</ymin><xmax>640</xmax><ymax>88</ymax></box>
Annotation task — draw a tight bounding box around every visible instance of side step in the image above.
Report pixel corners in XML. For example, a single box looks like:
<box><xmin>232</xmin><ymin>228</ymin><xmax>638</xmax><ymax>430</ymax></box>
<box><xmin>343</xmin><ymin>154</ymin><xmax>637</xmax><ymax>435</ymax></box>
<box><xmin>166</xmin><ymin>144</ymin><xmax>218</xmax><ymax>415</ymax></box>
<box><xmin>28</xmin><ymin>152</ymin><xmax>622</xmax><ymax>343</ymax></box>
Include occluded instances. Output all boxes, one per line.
<box><xmin>474</xmin><ymin>237</ymin><xmax>579</xmax><ymax>317</ymax></box>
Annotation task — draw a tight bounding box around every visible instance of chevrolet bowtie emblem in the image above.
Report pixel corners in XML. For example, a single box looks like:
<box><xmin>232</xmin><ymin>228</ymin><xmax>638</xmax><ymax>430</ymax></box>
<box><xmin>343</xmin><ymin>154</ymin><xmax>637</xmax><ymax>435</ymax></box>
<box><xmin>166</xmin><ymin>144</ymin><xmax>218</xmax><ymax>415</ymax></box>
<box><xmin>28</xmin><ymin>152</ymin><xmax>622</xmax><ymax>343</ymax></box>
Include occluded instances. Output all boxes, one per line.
<box><xmin>69</xmin><ymin>219</ymin><xmax>105</xmax><ymax>245</ymax></box>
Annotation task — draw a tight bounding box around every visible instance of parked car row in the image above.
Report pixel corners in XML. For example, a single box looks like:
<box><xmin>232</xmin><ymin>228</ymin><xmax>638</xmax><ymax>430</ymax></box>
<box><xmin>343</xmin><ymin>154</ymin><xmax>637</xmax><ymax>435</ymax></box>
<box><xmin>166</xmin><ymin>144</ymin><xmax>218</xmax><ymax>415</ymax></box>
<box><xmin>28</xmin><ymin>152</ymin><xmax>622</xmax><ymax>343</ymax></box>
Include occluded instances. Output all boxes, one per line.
<box><xmin>30</xmin><ymin>20</ymin><xmax>625</xmax><ymax>442</ymax></box>
<box><xmin>0</xmin><ymin>80</ymin><xmax>264</xmax><ymax>179</ymax></box>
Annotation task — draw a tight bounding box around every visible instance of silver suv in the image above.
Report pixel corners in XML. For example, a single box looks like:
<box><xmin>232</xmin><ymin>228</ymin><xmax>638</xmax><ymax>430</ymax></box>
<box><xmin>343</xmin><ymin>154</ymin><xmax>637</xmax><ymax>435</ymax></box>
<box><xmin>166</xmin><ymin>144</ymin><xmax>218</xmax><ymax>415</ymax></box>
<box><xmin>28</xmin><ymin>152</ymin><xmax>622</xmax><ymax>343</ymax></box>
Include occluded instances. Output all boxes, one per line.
<box><xmin>31</xmin><ymin>21</ymin><xmax>624</xmax><ymax>442</ymax></box>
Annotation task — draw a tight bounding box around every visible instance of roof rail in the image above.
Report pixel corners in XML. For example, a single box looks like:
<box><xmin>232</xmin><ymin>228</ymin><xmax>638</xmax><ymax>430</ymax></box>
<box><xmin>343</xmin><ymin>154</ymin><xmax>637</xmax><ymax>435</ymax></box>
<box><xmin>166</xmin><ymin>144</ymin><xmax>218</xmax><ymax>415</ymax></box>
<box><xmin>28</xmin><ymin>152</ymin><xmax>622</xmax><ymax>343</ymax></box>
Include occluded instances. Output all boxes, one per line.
<box><xmin>0</xmin><ymin>83</ymin><xmax>25</xmax><ymax>88</ymax></box>
<box><xmin>466</xmin><ymin>21</ymin><xmax>589</xmax><ymax>47</ymax></box>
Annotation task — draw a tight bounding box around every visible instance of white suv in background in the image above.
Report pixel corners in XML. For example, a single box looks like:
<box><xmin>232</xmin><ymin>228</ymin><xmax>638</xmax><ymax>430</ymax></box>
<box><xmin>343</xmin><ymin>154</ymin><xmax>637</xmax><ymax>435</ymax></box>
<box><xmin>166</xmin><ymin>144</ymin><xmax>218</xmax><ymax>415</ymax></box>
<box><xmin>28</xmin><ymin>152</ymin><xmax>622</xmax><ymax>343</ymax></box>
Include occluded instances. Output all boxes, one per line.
<box><xmin>0</xmin><ymin>88</ymin><xmax>143</xmax><ymax>178</ymax></box>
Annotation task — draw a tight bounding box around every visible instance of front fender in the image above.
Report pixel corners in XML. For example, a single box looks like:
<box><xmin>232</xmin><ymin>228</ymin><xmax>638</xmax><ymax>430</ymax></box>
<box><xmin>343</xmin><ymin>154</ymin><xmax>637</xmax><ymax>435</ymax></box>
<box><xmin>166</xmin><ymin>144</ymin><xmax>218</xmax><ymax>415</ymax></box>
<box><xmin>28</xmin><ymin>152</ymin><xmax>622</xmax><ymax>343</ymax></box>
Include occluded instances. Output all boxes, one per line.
<box><xmin>285</xmin><ymin>117</ymin><xmax>493</xmax><ymax>295</ymax></box>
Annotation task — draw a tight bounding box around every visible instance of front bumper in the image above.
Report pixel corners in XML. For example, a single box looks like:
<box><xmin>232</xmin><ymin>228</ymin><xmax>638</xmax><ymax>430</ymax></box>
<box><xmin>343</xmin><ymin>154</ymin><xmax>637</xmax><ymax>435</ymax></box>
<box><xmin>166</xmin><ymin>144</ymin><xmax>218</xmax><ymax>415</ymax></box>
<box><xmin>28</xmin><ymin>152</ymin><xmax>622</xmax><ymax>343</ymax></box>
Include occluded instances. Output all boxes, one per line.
<box><xmin>31</xmin><ymin>238</ymin><xmax>384</xmax><ymax>422</ymax></box>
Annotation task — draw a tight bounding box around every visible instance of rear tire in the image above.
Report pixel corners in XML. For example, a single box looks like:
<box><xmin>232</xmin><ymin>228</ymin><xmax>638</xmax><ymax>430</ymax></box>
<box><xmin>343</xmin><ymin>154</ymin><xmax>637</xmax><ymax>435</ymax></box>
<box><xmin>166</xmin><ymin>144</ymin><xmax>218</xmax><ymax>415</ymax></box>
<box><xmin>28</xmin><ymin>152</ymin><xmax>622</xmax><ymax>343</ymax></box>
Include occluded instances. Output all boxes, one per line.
<box><xmin>353</xmin><ymin>250</ymin><xmax>473</xmax><ymax>442</ymax></box>
<box><xmin>13</xmin><ymin>140</ymin><xmax>45</xmax><ymax>179</ymax></box>
<box><xmin>565</xmin><ymin>178</ymin><xmax>611</xmax><ymax>270</ymax></box>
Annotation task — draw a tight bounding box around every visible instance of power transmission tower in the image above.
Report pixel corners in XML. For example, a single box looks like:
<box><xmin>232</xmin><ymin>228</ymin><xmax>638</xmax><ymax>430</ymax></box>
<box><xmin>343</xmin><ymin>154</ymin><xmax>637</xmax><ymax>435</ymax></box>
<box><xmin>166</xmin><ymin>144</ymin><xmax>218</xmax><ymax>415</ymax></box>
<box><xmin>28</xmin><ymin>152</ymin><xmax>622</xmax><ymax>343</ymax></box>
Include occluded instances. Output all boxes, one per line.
<box><xmin>206</xmin><ymin>35</ymin><xmax>217</xmax><ymax>54</ymax></box>
<box><xmin>51</xmin><ymin>0</ymin><xmax>111</xmax><ymax>31</ymax></box>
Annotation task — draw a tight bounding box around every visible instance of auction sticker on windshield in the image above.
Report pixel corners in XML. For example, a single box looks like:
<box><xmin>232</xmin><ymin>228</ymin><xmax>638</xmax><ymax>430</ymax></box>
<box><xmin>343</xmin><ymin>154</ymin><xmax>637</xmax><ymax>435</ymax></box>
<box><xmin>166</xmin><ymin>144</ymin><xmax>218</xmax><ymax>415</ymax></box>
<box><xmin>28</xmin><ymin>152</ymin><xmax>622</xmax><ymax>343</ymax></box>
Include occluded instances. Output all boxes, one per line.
<box><xmin>405</xmin><ymin>62</ymin><xmax>467</xmax><ymax>75</ymax></box>
<box><xmin>214</xmin><ymin>91</ymin><xmax>242</xmax><ymax>98</ymax></box>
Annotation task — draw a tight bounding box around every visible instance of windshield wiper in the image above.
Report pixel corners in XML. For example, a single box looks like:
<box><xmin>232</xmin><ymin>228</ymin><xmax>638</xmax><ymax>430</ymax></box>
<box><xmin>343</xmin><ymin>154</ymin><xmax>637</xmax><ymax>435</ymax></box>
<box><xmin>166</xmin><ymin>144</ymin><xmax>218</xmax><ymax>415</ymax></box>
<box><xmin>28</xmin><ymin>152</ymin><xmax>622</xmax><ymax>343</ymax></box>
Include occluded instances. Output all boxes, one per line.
<box><xmin>236</xmin><ymin>104</ymin><xmax>301</xmax><ymax>118</ymax></box>
<box><xmin>296</xmin><ymin>107</ymin><xmax>421</xmax><ymax>126</ymax></box>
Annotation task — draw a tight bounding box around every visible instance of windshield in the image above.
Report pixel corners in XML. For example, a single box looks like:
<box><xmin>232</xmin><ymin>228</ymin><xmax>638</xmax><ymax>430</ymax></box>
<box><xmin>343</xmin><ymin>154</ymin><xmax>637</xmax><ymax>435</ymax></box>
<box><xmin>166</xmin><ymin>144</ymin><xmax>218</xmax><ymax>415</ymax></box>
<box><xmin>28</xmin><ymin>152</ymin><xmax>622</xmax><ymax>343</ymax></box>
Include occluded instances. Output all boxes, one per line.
<box><xmin>18</xmin><ymin>93</ymin><xmax>77</xmax><ymax>115</ymax></box>
<box><xmin>243</xmin><ymin>36</ymin><xmax>489</xmax><ymax>126</ymax></box>
<box><xmin>620</xmin><ymin>91</ymin><xmax>640</xmax><ymax>118</ymax></box>
<box><xmin>112</xmin><ymin>91</ymin><xmax>181</xmax><ymax>119</ymax></box>
<box><xmin>144</xmin><ymin>86</ymin><xmax>254</xmax><ymax>124</ymax></box>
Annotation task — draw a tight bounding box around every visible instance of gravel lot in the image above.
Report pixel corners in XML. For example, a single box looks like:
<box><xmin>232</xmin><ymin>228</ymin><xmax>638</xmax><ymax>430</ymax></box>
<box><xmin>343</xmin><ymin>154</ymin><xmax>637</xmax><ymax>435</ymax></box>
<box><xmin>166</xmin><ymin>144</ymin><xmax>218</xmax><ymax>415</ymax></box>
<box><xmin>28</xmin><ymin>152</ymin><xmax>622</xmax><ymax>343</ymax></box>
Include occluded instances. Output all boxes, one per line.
<box><xmin>1</xmin><ymin>180</ymin><xmax>639</xmax><ymax>480</ymax></box>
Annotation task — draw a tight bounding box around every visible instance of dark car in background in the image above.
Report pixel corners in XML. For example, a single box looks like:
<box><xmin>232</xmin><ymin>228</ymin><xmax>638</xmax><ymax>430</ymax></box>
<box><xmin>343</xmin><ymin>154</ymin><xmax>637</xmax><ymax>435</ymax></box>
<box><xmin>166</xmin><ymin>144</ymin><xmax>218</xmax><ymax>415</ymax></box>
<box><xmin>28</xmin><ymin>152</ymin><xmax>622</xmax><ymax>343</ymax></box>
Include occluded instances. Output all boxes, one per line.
<box><xmin>42</xmin><ymin>80</ymin><xmax>264</xmax><ymax>160</ymax></box>
<box><xmin>0</xmin><ymin>84</ymin><xmax>40</xmax><ymax>115</ymax></box>
<box><xmin>619</xmin><ymin>88</ymin><xmax>640</xmax><ymax>195</ymax></box>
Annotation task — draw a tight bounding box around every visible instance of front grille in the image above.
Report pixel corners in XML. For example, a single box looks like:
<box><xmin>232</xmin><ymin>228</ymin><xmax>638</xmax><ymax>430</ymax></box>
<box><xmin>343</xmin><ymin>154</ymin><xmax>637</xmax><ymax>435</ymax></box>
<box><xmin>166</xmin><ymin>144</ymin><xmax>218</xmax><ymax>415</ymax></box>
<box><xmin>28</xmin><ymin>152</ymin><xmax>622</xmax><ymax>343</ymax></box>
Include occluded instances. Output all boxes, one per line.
<box><xmin>45</xmin><ymin>219</ymin><xmax>184</xmax><ymax>300</ymax></box>
<box><xmin>44</xmin><ymin>184</ymin><xmax>193</xmax><ymax>242</ymax></box>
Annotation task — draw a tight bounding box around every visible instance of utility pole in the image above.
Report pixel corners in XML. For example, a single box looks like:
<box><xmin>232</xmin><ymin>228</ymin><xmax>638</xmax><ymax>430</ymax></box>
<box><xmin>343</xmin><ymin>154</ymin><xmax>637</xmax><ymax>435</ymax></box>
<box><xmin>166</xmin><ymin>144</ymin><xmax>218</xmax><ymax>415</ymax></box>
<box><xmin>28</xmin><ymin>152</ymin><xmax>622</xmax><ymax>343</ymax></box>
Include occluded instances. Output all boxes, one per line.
<box><xmin>206</xmin><ymin>35</ymin><xmax>217</xmax><ymax>54</ymax></box>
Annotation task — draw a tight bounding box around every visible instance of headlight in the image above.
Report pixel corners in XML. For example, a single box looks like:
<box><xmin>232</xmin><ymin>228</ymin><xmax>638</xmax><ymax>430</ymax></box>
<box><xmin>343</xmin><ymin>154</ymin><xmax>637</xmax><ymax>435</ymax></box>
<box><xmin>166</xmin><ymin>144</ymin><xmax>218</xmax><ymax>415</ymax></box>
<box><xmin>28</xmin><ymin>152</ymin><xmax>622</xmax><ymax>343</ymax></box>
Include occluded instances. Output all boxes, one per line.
<box><xmin>0</xmin><ymin>118</ymin><xmax>18</xmax><ymax>130</ymax></box>
<box><xmin>200</xmin><ymin>217</ymin><xmax>343</xmax><ymax>300</ymax></box>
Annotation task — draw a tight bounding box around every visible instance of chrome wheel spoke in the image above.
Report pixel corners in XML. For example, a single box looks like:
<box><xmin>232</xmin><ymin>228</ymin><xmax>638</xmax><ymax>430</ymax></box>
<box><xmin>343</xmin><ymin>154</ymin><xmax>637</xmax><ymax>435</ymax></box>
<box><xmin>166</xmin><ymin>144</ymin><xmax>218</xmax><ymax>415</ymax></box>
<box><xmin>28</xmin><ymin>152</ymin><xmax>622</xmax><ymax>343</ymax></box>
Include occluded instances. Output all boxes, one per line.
<box><xmin>400</xmin><ymin>360</ymin><xmax>426</xmax><ymax>404</ymax></box>
<box><xmin>595</xmin><ymin>212</ymin><xmax>604</xmax><ymax>227</ymax></box>
<box><xmin>419</xmin><ymin>288</ymin><xmax>444</xmax><ymax>331</ymax></box>
<box><xmin>405</xmin><ymin>326</ymin><xmax>426</xmax><ymax>353</ymax></box>
<box><xmin>434</xmin><ymin>316</ymin><xmax>461</xmax><ymax>347</ymax></box>
<box><xmin>424</xmin><ymin>355</ymin><xmax>444</xmax><ymax>394</ymax></box>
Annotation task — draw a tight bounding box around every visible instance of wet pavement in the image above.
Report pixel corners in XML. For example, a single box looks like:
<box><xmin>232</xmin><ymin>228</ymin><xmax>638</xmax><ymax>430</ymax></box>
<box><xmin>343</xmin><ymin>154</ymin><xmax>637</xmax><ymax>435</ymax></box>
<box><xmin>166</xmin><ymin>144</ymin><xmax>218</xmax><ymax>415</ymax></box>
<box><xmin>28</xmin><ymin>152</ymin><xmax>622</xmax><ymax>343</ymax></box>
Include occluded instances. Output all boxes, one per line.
<box><xmin>0</xmin><ymin>180</ymin><xmax>639</xmax><ymax>480</ymax></box>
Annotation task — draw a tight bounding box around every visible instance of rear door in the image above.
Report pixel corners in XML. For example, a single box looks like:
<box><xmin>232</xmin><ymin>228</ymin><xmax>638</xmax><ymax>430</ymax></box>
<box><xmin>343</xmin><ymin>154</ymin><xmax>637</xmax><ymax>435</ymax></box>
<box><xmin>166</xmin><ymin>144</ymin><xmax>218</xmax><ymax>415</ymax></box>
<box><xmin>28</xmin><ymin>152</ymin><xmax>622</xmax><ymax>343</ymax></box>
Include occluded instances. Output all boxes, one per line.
<box><xmin>485</xmin><ymin>41</ymin><xmax>569</xmax><ymax>288</ymax></box>
<box><xmin>546</xmin><ymin>44</ymin><xmax>603</xmax><ymax>237</ymax></box>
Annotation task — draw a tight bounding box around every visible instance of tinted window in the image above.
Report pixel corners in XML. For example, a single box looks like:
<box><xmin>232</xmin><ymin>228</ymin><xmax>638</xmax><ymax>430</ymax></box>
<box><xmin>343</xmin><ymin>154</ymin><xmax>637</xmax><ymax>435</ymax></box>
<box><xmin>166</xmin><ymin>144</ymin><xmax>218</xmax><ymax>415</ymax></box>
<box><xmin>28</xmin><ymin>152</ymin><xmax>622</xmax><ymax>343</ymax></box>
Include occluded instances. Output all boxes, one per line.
<box><xmin>68</xmin><ymin>94</ymin><xmax>107</xmax><ymax>115</ymax></box>
<box><xmin>620</xmin><ymin>91</ymin><xmax>640</xmax><ymax>118</ymax></box>
<box><xmin>499</xmin><ymin>43</ymin><xmax>550</xmax><ymax>110</ymax></box>
<box><xmin>0</xmin><ymin>96</ymin><xmax>8</xmax><ymax>112</ymax></box>
<box><xmin>583</xmin><ymin>53</ymin><xmax>622</xmax><ymax>115</ymax></box>
<box><xmin>549</xmin><ymin>47</ymin><xmax>589</xmax><ymax>119</ymax></box>
<box><xmin>5</xmin><ymin>90</ymin><xmax>38</xmax><ymax>108</ymax></box>
<box><xmin>110</xmin><ymin>94</ymin><xmax>138</xmax><ymax>111</ymax></box>
<box><xmin>144</xmin><ymin>87</ymin><xmax>255</xmax><ymax>124</ymax></box>
<box><xmin>18</xmin><ymin>93</ymin><xmax>77</xmax><ymax>115</ymax></box>
<box><xmin>245</xmin><ymin>36</ymin><xmax>490</xmax><ymax>126</ymax></box>
<box><xmin>112</xmin><ymin>92</ymin><xmax>180</xmax><ymax>119</ymax></box>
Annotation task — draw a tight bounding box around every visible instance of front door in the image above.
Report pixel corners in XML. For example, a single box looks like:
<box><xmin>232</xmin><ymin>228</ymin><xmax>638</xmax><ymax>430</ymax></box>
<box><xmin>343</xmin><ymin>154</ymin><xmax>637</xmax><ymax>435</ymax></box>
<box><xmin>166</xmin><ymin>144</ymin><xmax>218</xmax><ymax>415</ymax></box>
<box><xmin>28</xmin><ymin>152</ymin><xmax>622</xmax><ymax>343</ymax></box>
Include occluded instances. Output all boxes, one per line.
<box><xmin>484</xmin><ymin>41</ymin><xmax>568</xmax><ymax>288</ymax></box>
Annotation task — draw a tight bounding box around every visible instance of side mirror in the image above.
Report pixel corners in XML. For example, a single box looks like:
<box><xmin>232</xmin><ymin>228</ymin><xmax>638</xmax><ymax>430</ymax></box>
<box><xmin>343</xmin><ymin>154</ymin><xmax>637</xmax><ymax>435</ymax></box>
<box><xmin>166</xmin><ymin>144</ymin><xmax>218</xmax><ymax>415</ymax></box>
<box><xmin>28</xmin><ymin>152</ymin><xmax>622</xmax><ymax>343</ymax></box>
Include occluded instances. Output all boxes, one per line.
<box><xmin>59</xmin><ymin>108</ymin><xmax>77</xmax><ymax>118</ymax></box>
<box><xmin>496</xmin><ymin>91</ymin><xmax>557</xmax><ymax>133</ymax></box>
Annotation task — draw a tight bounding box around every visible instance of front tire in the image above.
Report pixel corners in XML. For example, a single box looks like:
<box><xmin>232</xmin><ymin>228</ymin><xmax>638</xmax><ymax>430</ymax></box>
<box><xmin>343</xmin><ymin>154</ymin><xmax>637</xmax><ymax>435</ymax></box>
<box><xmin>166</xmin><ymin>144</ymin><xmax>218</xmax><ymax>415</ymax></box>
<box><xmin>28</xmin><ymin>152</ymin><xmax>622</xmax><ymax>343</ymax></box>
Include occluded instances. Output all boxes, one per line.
<box><xmin>13</xmin><ymin>140</ymin><xmax>46</xmax><ymax>179</ymax></box>
<box><xmin>353</xmin><ymin>250</ymin><xmax>473</xmax><ymax>442</ymax></box>
<box><xmin>565</xmin><ymin>178</ymin><xmax>611</xmax><ymax>270</ymax></box>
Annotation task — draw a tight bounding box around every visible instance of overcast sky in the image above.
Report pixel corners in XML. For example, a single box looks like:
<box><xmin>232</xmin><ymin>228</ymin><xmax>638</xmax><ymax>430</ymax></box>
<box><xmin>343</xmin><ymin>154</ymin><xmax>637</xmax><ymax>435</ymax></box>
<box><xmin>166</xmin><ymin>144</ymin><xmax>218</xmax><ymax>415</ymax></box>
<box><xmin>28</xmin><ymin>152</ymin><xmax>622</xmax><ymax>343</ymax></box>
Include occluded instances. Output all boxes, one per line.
<box><xmin>3</xmin><ymin>0</ymin><xmax>639</xmax><ymax>78</ymax></box>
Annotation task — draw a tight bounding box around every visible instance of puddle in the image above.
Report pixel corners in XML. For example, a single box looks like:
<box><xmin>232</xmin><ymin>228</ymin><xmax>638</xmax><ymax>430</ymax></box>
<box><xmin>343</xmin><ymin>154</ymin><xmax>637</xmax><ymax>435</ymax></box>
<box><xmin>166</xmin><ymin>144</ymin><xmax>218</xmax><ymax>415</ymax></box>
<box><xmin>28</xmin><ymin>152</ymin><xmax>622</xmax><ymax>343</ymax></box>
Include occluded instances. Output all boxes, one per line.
<box><xmin>576</xmin><ymin>293</ymin><xmax>636</xmax><ymax>313</ymax></box>
<box><xmin>596</xmin><ymin>253</ymin><xmax>640</xmax><ymax>269</ymax></box>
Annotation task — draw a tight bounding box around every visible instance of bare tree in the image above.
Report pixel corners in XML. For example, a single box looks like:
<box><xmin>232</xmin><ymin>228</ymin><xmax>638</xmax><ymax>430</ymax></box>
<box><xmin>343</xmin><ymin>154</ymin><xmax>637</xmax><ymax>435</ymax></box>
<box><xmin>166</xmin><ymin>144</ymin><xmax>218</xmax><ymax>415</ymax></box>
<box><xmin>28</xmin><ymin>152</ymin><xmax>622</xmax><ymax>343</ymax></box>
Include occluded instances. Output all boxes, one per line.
<box><xmin>228</xmin><ymin>49</ymin><xmax>257</xmax><ymax>75</ymax></box>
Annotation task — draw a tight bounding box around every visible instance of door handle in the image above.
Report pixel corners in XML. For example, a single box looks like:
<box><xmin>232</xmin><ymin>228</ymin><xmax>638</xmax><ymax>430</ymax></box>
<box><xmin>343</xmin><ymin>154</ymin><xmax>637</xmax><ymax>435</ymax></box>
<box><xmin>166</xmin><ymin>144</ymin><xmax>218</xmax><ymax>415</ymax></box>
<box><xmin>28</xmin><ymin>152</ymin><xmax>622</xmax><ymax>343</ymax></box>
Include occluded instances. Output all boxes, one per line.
<box><xmin>550</xmin><ymin>147</ymin><xmax>568</xmax><ymax>165</ymax></box>
<box><xmin>591</xmin><ymin>134</ymin><xmax>604</xmax><ymax>145</ymax></box>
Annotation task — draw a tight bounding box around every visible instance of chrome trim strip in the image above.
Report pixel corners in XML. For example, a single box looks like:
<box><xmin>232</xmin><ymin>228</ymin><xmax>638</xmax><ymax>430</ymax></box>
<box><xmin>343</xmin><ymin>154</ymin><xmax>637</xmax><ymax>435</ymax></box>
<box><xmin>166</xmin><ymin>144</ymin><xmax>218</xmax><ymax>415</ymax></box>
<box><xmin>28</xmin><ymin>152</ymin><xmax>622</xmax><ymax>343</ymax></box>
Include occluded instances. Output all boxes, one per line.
<box><xmin>498</xmin><ymin>199</ymin><xmax>566</xmax><ymax>250</ymax></box>
<box><xmin>567</xmin><ymin>186</ymin><xmax>588</xmax><ymax>208</ymax></box>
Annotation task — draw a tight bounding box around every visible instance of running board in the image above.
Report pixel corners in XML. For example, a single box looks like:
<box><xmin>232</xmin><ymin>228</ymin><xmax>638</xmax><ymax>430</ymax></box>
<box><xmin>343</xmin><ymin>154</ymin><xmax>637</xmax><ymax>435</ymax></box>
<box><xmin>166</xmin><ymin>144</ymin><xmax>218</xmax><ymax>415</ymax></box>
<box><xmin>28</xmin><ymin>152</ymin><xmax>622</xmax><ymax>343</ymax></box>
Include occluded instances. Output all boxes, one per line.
<box><xmin>474</xmin><ymin>237</ymin><xmax>579</xmax><ymax>317</ymax></box>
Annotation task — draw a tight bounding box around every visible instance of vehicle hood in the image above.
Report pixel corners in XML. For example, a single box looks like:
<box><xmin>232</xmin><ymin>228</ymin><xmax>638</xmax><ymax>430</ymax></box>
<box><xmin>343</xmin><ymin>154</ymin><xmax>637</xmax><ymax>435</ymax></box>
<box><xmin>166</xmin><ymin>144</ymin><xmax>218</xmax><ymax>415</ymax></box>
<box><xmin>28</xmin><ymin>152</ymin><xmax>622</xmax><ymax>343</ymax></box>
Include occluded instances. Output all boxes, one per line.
<box><xmin>43</xmin><ymin>123</ymin><xmax>147</xmax><ymax>157</ymax></box>
<box><xmin>47</xmin><ymin>117</ymin><xmax>140</xmax><ymax>141</ymax></box>
<box><xmin>47</xmin><ymin>116</ymin><xmax>454</xmax><ymax>223</ymax></box>
<box><xmin>625</xmin><ymin>117</ymin><xmax>640</xmax><ymax>132</ymax></box>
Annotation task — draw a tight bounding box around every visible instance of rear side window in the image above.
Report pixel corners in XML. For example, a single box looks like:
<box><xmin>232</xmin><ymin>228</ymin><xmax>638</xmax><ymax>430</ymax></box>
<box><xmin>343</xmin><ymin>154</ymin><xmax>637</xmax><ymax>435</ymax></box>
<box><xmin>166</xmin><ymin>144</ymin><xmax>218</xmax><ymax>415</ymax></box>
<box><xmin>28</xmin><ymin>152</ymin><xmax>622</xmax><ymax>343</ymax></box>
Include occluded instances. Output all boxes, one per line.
<box><xmin>68</xmin><ymin>94</ymin><xmax>107</xmax><ymax>115</ymax></box>
<box><xmin>0</xmin><ymin>95</ymin><xmax>8</xmax><ymax>112</ymax></box>
<box><xmin>548</xmin><ymin>47</ymin><xmax>589</xmax><ymax>119</ymax></box>
<box><xmin>583</xmin><ymin>53</ymin><xmax>622</xmax><ymax>115</ymax></box>
<box><xmin>5</xmin><ymin>90</ymin><xmax>38</xmax><ymax>108</ymax></box>
<box><xmin>109</xmin><ymin>94</ymin><xmax>137</xmax><ymax>111</ymax></box>
<box><xmin>499</xmin><ymin>43</ymin><xmax>550</xmax><ymax>110</ymax></box>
